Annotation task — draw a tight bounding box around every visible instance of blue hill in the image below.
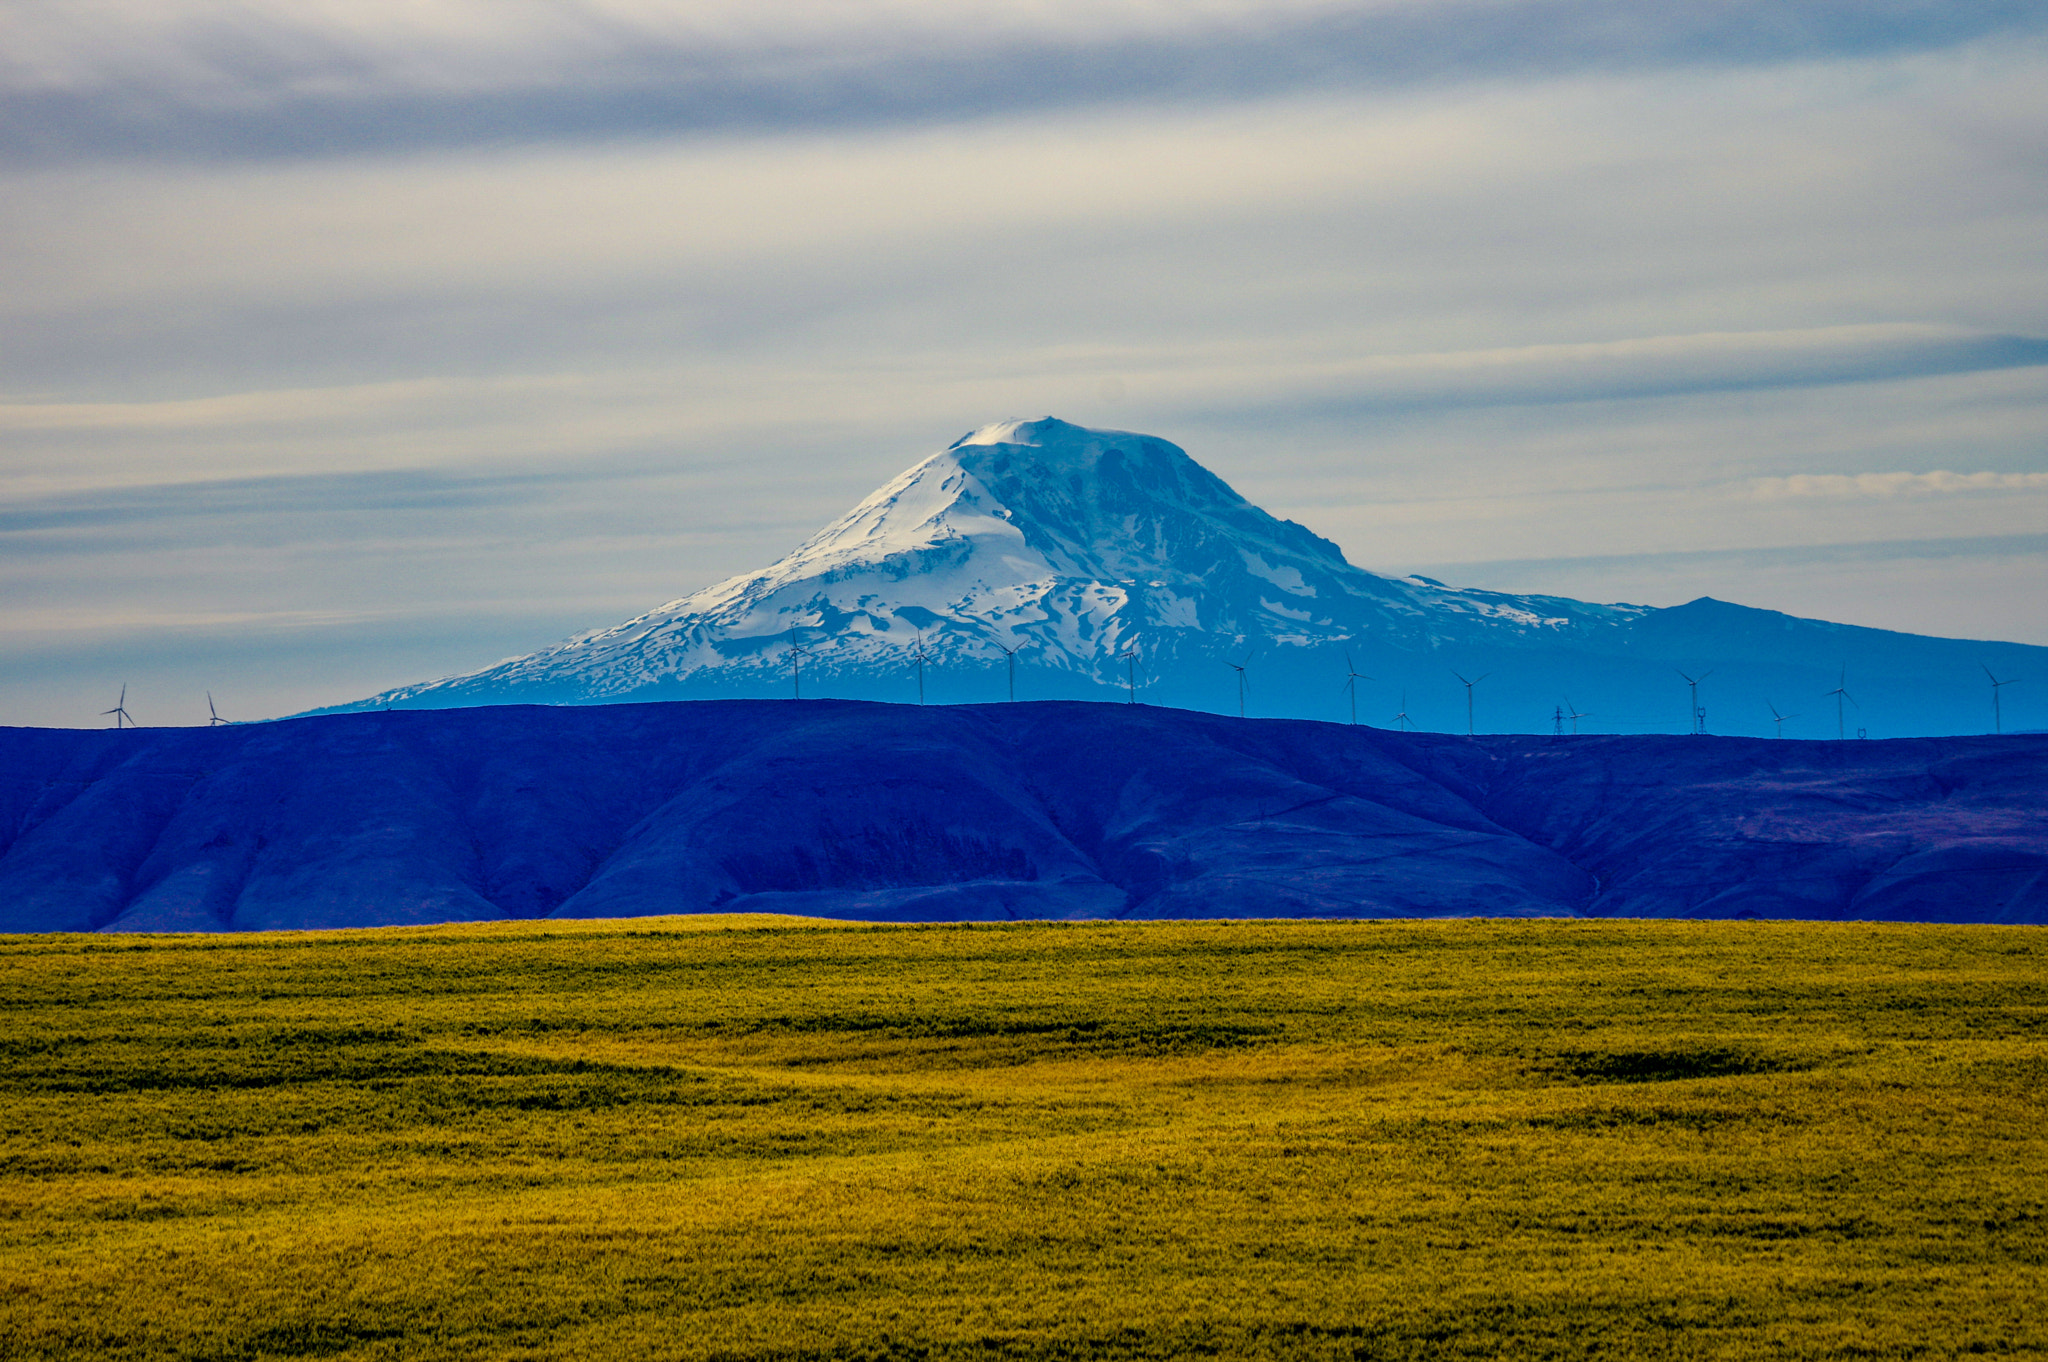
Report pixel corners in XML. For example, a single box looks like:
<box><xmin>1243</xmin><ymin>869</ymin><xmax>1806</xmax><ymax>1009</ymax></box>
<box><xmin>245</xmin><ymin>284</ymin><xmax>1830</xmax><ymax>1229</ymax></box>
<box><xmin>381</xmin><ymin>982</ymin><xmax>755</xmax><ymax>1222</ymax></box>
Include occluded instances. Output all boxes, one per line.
<box><xmin>4</xmin><ymin>700</ymin><xmax>2043</xmax><ymax>931</ymax></box>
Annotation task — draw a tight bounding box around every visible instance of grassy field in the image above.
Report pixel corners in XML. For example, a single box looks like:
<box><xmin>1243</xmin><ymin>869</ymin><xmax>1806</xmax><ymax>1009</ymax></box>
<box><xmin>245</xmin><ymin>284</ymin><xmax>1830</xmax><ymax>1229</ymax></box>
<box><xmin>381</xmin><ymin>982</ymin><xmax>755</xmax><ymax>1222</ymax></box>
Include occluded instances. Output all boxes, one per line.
<box><xmin>1</xmin><ymin>916</ymin><xmax>2043</xmax><ymax>1360</ymax></box>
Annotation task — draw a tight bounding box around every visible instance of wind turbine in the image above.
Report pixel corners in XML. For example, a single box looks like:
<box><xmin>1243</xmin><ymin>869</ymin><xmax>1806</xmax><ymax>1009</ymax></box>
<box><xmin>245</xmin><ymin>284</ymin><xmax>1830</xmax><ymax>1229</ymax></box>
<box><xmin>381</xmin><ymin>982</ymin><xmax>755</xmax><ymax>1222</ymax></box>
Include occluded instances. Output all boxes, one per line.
<box><xmin>102</xmin><ymin>684</ymin><xmax>135</xmax><ymax>729</ymax></box>
<box><xmin>1984</xmin><ymin>665</ymin><xmax>2020</xmax><ymax>735</ymax></box>
<box><xmin>1225</xmin><ymin>652</ymin><xmax>1254</xmax><ymax>718</ymax></box>
<box><xmin>206</xmin><ymin>692</ymin><xmax>228</xmax><ymax>726</ymax></box>
<box><xmin>912</xmin><ymin>630</ymin><xmax>928</xmax><ymax>705</ymax></box>
<box><xmin>1450</xmin><ymin>670</ymin><xmax>1489</xmax><ymax>736</ymax></box>
<box><xmin>1341</xmin><ymin>651</ymin><xmax>1371</xmax><ymax>726</ymax></box>
<box><xmin>1565</xmin><ymin>697</ymin><xmax>1588</xmax><ymax>736</ymax></box>
<box><xmin>1120</xmin><ymin>645</ymin><xmax>1141</xmax><ymax>703</ymax></box>
<box><xmin>997</xmin><ymin>642</ymin><xmax>1022</xmax><ymax>702</ymax></box>
<box><xmin>1393</xmin><ymin>692</ymin><xmax>1412</xmax><ymax>732</ymax></box>
<box><xmin>1823</xmin><ymin>667</ymin><xmax>1857</xmax><ymax>740</ymax></box>
<box><xmin>788</xmin><ymin>628</ymin><xmax>815</xmax><ymax>700</ymax></box>
<box><xmin>1767</xmin><ymin>700</ymin><xmax>1797</xmax><ymax>739</ymax></box>
<box><xmin>1677</xmin><ymin>668</ymin><xmax>1712</xmax><ymax>736</ymax></box>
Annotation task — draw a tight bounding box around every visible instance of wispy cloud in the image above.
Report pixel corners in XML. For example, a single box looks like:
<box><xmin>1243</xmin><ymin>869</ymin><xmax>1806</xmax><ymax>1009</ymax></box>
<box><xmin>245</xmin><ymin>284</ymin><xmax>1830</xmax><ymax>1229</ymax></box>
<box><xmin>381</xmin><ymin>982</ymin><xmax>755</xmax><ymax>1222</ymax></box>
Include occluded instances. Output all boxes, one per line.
<box><xmin>1198</xmin><ymin>325</ymin><xmax>2048</xmax><ymax>418</ymax></box>
<box><xmin>1415</xmin><ymin>531</ymin><xmax>2048</xmax><ymax>577</ymax></box>
<box><xmin>9</xmin><ymin>325</ymin><xmax>2038</xmax><ymax>474</ymax></box>
<box><xmin>1754</xmin><ymin>470</ymin><xmax>2048</xmax><ymax>499</ymax></box>
<box><xmin>0</xmin><ymin>465</ymin><xmax>606</xmax><ymax>538</ymax></box>
<box><xmin>3</xmin><ymin>0</ymin><xmax>2042</xmax><ymax>163</ymax></box>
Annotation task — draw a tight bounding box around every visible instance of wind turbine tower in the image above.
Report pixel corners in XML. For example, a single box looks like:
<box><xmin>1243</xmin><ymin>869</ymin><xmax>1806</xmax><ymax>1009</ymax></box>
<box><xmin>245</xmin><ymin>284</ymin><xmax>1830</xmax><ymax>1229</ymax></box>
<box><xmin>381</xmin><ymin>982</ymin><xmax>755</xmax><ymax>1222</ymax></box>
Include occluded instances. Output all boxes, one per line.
<box><xmin>913</xmin><ymin>630</ymin><xmax>928</xmax><ymax>705</ymax></box>
<box><xmin>1678</xmin><ymin>669</ymin><xmax>1712</xmax><ymax>736</ymax></box>
<box><xmin>1767</xmin><ymin>701</ymin><xmax>1798</xmax><ymax>739</ymax></box>
<box><xmin>1393</xmin><ymin>692</ymin><xmax>1412</xmax><ymax>732</ymax></box>
<box><xmin>788</xmin><ymin>629</ymin><xmax>815</xmax><ymax>700</ymax></box>
<box><xmin>1120</xmin><ymin>646</ymin><xmax>1140</xmax><ymax>704</ymax></box>
<box><xmin>1824</xmin><ymin>667</ymin><xmax>1856</xmax><ymax>740</ymax></box>
<box><xmin>206</xmin><ymin>692</ymin><xmax>228</xmax><ymax>726</ymax></box>
<box><xmin>102</xmin><ymin>684</ymin><xmax>134</xmax><ymax>730</ymax></box>
<box><xmin>997</xmin><ymin>642</ymin><xmax>1021</xmax><ymax>702</ymax></box>
<box><xmin>1341</xmin><ymin>651</ymin><xmax>1371</xmax><ymax>726</ymax></box>
<box><xmin>1565</xmin><ymin>698</ymin><xmax>1588</xmax><ymax>735</ymax></box>
<box><xmin>1225</xmin><ymin>653</ymin><xmax>1253</xmax><ymax>719</ymax></box>
<box><xmin>1450</xmin><ymin>670</ymin><xmax>1490</xmax><ymax>736</ymax></box>
<box><xmin>1984</xmin><ymin>665</ymin><xmax>2020</xmax><ymax>734</ymax></box>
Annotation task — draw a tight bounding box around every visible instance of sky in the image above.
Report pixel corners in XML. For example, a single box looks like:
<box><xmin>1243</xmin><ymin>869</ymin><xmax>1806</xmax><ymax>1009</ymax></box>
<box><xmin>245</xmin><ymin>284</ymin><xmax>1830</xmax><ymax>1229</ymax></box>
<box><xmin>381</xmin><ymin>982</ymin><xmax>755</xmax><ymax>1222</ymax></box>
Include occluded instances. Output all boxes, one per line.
<box><xmin>3</xmin><ymin>0</ymin><xmax>2046</xmax><ymax>729</ymax></box>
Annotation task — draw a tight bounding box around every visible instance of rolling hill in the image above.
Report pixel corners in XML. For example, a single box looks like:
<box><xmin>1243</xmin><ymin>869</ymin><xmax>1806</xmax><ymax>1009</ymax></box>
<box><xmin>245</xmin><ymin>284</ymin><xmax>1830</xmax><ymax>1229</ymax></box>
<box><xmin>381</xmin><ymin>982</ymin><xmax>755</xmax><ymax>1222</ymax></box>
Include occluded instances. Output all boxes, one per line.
<box><xmin>5</xmin><ymin>699</ymin><xmax>2043</xmax><ymax>932</ymax></box>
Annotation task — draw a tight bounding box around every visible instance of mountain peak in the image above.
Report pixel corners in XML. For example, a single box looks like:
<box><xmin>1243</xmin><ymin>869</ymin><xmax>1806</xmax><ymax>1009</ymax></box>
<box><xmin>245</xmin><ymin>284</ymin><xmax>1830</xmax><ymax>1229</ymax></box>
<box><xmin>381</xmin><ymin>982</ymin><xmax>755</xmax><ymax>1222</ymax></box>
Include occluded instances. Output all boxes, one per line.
<box><xmin>953</xmin><ymin>416</ymin><xmax>1072</xmax><ymax>447</ymax></box>
<box><xmin>950</xmin><ymin>415</ymin><xmax>1138</xmax><ymax>460</ymax></box>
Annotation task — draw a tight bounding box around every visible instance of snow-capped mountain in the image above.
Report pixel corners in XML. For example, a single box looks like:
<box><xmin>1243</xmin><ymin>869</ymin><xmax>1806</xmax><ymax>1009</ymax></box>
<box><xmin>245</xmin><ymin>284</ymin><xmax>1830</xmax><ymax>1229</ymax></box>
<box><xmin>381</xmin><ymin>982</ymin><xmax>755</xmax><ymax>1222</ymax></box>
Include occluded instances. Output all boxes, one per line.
<box><xmin>342</xmin><ymin>418</ymin><xmax>1641</xmax><ymax>705</ymax></box>
<box><xmin>329</xmin><ymin>417</ymin><xmax>2043</xmax><ymax>737</ymax></box>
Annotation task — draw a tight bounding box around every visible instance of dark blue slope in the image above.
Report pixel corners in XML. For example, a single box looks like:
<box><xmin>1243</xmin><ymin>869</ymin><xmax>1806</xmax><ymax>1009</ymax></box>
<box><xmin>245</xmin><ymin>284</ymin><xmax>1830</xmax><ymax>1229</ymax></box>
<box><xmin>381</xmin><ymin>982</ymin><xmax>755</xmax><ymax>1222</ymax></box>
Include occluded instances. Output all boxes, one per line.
<box><xmin>1</xmin><ymin>700</ymin><xmax>2042</xmax><ymax>932</ymax></box>
<box><xmin>1476</xmin><ymin>733</ymin><xmax>2048</xmax><ymax>923</ymax></box>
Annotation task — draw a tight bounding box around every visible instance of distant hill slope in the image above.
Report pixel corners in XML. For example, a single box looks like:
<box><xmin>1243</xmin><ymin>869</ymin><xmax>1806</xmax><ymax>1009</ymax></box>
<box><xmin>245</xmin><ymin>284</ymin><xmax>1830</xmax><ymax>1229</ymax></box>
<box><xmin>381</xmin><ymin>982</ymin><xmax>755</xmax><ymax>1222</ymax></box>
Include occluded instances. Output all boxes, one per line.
<box><xmin>4</xmin><ymin>701</ymin><xmax>2043</xmax><ymax>931</ymax></box>
<box><xmin>310</xmin><ymin>418</ymin><xmax>2046</xmax><ymax>738</ymax></box>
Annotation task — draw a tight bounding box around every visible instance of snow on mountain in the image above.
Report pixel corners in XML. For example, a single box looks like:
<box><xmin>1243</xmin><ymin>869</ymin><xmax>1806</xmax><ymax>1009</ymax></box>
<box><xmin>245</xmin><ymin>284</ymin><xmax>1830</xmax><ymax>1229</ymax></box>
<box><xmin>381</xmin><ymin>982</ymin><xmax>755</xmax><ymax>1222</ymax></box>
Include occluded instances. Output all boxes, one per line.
<box><xmin>344</xmin><ymin>418</ymin><xmax>1647</xmax><ymax>711</ymax></box>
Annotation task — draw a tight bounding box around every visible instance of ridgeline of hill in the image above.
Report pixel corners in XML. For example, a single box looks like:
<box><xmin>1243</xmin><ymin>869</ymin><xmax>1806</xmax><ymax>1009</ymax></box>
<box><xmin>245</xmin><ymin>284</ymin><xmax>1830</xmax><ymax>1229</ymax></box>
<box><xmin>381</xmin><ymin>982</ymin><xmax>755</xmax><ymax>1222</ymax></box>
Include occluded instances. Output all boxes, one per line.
<box><xmin>0</xmin><ymin>916</ymin><xmax>2042</xmax><ymax>1359</ymax></box>
<box><xmin>3</xmin><ymin>699</ymin><xmax>2045</xmax><ymax>932</ymax></box>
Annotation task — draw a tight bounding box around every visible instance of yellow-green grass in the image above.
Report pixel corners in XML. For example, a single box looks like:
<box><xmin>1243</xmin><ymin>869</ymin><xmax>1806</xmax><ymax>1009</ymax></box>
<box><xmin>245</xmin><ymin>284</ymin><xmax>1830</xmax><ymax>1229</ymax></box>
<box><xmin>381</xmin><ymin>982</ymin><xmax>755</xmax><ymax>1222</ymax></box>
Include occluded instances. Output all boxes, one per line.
<box><xmin>2</xmin><ymin>916</ymin><xmax>2043</xmax><ymax>1359</ymax></box>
